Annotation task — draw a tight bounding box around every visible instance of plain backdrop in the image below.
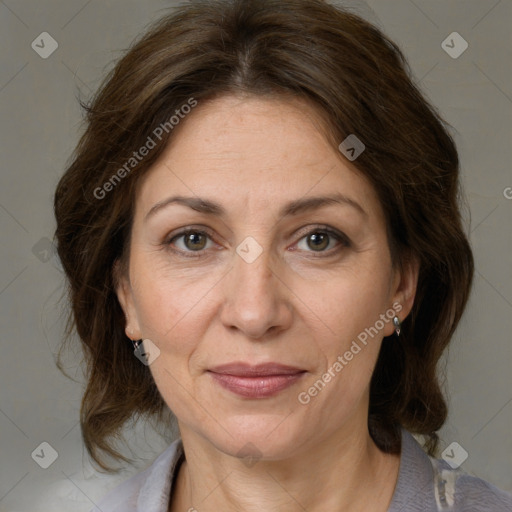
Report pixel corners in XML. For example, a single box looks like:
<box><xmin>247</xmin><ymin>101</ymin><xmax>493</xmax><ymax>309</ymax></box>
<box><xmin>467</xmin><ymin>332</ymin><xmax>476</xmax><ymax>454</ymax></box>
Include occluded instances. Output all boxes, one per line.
<box><xmin>0</xmin><ymin>1</ymin><xmax>511</xmax><ymax>510</ymax></box>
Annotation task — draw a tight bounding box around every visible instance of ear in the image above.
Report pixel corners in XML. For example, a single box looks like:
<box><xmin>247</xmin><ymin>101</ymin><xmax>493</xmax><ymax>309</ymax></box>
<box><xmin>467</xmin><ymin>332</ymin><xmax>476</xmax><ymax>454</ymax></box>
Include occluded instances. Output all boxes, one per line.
<box><xmin>383</xmin><ymin>254</ymin><xmax>420</xmax><ymax>337</ymax></box>
<box><xmin>113</xmin><ymin>259</ymin><xmax>142</xmax><ymax>340</ymax></box>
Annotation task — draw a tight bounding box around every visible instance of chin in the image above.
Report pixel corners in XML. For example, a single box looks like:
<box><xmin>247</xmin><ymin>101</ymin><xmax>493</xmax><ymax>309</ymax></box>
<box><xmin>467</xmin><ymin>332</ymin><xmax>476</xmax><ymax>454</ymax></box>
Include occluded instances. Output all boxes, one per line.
<box><xmin>200</xmin><ymin>413</ymin><xmax>311</xmax><ymax>462</ymax></box>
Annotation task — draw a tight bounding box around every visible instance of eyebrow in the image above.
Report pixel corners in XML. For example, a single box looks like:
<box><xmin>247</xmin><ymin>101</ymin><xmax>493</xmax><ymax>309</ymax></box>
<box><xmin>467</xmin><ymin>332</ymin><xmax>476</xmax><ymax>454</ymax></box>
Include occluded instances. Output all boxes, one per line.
<box><xmin>144</xmin><ymin>193</ymin><xmax>367</xmax><ymax>222</ymax></box>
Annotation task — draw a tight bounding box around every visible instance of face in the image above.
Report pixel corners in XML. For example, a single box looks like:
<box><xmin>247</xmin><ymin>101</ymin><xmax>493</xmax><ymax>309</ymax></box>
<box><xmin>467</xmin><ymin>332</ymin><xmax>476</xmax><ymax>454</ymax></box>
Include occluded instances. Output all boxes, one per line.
<box><xmin>117</xmin><ymin>95</ymin><xmax>417</xmax><ymax>460</ymax></box>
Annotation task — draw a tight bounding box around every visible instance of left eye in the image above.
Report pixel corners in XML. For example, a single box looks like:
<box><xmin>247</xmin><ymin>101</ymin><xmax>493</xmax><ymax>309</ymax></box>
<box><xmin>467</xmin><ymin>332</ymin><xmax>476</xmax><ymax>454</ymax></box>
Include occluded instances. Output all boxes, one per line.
<box><xmin>296</xmin><ymin>230</ymin><xmax>343</xmax><ymax>252</ymax></box>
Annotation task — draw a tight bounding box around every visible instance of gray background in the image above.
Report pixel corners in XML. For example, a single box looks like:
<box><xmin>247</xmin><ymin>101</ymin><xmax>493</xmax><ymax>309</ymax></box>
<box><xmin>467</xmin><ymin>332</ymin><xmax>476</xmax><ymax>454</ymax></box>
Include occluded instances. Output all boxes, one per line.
<box><xmin>0</xmin><ymin>0</ymin><xmax>510</xmax><ymax>510</ymax></box>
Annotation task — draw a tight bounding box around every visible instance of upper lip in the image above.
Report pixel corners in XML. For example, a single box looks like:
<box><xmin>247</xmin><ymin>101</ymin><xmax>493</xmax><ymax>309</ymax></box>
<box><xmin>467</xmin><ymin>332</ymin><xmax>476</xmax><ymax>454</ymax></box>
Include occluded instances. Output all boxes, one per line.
<box><xmin>208</xmin><ymin>362</ymin><xmax>305</xmax><ymax>376</ymax></box>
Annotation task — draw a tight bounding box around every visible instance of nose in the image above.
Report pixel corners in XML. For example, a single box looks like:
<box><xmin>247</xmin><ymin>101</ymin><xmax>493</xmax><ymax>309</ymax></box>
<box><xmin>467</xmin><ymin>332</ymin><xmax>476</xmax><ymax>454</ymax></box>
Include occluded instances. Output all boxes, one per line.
<box><xmin>220</xmin><ymin>245</ymin><xmax>293</xmax><ymax>340</ymax></box>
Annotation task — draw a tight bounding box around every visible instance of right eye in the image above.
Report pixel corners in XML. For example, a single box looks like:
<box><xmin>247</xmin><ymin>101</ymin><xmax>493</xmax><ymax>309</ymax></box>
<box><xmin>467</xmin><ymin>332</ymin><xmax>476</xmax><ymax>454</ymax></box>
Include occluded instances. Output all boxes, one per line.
<box><xmin>166</xmin><ymin>229</ymin><xmax>216</xmax><ymax>256</ymax></box>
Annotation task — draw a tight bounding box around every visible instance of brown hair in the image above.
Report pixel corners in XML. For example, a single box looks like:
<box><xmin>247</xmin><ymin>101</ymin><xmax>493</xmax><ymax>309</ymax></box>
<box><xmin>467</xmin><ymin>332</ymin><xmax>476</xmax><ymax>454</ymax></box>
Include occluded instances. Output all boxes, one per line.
<box><xmin>54</xmin><ymin>0</ymin><xmax>473</xmax><ymax>471</ymax></box>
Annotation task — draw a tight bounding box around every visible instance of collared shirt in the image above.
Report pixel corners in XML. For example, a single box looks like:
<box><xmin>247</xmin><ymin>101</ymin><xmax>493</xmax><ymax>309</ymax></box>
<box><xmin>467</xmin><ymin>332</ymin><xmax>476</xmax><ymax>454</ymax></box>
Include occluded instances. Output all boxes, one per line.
<box><xmin>91</xmin><ymin>429</ymin><xmax>512</xmax><ymax>512</ymax></box>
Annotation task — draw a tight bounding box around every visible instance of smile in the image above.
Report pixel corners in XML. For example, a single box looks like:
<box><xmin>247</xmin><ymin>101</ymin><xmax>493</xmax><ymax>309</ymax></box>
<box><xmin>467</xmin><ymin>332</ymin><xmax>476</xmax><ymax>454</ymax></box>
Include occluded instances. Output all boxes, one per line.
<box><xmin>207</xmin><ymin>363</ymin><xmax>307</xmax><ymax>398</ymax></box>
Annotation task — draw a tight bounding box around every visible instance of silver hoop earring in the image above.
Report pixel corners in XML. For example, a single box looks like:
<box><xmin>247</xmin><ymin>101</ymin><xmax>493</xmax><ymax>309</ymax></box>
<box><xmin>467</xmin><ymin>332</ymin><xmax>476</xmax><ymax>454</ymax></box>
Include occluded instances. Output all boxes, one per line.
<box><xmin>393</xmin><ymin>316</ymin><xmax>401</xmax><ymax>336</ymax></box>
<box><xmin>132</xmin><ymin>339</ymin><xmax>143</xmax><ymax>350</ymax></box>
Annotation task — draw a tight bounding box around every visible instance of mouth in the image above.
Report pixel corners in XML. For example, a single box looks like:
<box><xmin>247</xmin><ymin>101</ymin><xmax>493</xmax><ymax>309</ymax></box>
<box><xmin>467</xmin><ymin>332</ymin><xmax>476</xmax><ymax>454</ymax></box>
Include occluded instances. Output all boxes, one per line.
<box><xmin>207</xmin><ymin>362</ymin><xmax>307</xmax><ymax>398</ymax></box>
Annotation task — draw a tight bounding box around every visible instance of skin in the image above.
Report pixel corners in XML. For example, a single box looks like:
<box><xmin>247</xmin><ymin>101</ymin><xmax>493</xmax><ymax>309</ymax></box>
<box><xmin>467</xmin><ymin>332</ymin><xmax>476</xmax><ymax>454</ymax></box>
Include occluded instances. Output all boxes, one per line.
<box><xmin>116</xmin><ymin>95</ymin><xmax>419</xmax><ymax>512</ymax></box>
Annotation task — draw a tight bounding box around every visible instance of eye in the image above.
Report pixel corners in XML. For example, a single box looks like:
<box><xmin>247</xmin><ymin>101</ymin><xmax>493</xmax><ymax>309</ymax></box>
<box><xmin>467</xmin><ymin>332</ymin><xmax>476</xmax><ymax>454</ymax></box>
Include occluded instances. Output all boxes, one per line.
<box><xmin>167</xmin><ymin>229</ymin><xmax>214</xmax><ymax>254</ymax></box>
<box><xmin>295</xmin><ymin>227</ymin><xmax>349</xmax><ymax>254</ymax></box>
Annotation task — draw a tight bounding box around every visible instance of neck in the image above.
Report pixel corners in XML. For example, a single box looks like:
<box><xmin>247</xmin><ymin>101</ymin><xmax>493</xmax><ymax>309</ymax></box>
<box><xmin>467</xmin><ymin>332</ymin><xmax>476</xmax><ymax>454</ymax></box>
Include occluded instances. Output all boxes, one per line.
<box><xmin>169</xmin><ymin>424</ymin><xmax>400</xmax><ymax>512</ymax></box>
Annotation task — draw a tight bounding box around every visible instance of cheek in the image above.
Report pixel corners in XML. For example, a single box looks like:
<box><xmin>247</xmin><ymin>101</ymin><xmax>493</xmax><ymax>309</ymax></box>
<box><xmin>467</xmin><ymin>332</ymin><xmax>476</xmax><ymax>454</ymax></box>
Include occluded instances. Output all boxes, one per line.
<box><xmin>295</xmin><ymin>267</ymin><xmax>392</xmax><ymax>351</ymax></box>
<box><xmin>129</xmin><ymin>252</ymin><xmax>220</xmax><ymax>345</ymax></box>
<box><xmin>292</xmin><ymin>265</ymin><xmax>392</xmax><ymax>405</ymax></box>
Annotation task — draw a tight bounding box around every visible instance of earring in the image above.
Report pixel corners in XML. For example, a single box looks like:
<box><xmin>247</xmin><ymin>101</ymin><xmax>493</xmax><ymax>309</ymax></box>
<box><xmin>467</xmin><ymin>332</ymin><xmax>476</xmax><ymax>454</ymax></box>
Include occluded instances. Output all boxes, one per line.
<box><xmin>127</xmin><ymin>327</ymin><xmax>141</xmax><ymax>349</ymax></box>
<box><xmin>393</xmin><ymin>316</ymin><xmax>401</xmax><ymax>336</ymax></box>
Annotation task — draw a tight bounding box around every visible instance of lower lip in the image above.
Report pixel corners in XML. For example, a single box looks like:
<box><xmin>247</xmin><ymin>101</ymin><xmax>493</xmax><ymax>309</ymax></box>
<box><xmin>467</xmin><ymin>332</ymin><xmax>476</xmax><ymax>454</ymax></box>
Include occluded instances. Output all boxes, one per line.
<box><xmin>208</xmin><ymin>372</ymin><xmax>305</xmax><ymax>398</ymax></box>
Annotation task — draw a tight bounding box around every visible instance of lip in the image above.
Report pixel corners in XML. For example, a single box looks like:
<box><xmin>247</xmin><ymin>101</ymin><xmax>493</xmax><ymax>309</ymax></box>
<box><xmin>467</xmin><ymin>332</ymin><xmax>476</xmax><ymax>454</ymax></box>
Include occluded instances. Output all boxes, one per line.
<box><xmin>208</xmin><ymin>362</ymin><xmax>306</xmax><ymax>398</ymax></box>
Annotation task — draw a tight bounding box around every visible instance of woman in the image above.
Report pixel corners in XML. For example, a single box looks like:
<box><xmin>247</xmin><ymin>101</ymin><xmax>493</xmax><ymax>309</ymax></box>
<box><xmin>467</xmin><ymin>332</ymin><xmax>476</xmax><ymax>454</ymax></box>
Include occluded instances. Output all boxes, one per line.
<box><xmin>54</xmin><ymin>0</ymin><xmax>512</xmax><ymax>510</ymax></box>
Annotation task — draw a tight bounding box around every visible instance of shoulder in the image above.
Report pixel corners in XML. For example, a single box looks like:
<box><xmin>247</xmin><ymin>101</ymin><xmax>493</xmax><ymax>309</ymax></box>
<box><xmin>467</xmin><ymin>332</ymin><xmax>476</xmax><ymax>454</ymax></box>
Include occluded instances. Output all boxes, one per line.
<box><xmin>393</xmin><ymin>429</ymin><xmax>512</xmax><ymax>512</ymax></box>
<box><xmin>431</xmin><ymin>457</ymin><xmax>512</xmax><ymax>512</ymax></box>
<box><xmin>89</xmin><ymin>439</ymin><xmax>183</xmax><ymax>512</ymax></box>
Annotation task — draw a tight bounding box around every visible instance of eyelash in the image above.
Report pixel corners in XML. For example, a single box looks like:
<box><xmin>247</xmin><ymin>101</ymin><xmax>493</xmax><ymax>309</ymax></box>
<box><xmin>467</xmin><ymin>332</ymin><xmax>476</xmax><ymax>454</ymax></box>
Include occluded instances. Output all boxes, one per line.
<box><xmin>164</xmin><ymin>225</ymin><xmax>351</xmax><ymax>259</ymax></box>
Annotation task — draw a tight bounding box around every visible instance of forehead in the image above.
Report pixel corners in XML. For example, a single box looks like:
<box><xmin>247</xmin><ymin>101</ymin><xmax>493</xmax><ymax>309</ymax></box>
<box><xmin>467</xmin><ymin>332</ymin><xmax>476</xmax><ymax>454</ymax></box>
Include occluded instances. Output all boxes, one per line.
<box><xmin>135</xmin><ymin>95</ymin><xmax>382</xmax><ymax>221</ymax></box>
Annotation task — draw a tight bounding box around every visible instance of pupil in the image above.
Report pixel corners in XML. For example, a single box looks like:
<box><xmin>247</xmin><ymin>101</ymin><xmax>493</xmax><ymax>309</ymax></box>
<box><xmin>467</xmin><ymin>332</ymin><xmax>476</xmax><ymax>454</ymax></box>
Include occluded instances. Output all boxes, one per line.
<box><xmin>308</xmin><ymin>233</ymin><xmax>328</xmax><ymax>251</ymax></box>
<box><xmin>186</xmin><ymin>233</ymin><xmax>205</xmax><ymax>250</ymax></box>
